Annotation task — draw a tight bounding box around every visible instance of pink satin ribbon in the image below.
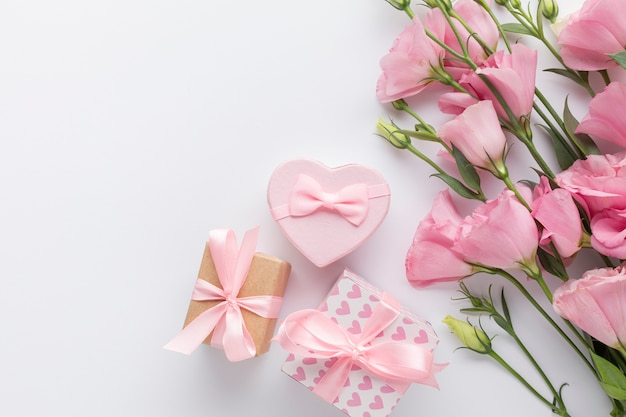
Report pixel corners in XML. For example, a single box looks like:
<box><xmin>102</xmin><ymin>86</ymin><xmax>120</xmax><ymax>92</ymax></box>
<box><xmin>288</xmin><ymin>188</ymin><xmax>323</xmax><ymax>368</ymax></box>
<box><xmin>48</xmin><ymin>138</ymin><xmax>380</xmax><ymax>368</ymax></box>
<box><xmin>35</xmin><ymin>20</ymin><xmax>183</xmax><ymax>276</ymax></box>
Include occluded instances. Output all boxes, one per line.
<box><xmin>271</xmin><ymin>174</ymin><xmax>390</xmax><ymax>226</ymax></box>
<box><xmin>164</xmin><ymin>227</ymin><xmax>283</xmax><ymax>362</ymax></box>
<box><xmin>276</xmin><ymin>293</ymin><xmax>435</xmax><ymax>403</ymax></box>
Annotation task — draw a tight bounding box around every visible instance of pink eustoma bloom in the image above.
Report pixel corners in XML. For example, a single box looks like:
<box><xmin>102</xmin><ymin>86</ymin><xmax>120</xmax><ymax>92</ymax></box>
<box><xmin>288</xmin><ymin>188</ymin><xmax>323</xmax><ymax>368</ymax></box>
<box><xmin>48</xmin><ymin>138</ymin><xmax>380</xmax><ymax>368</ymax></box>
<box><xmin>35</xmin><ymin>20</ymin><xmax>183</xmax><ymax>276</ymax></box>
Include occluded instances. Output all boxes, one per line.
<box><xmin>377</xmin><ymin>17</ymin><xmax>445</xmax><ymax>103</ymax></box>
<box><xmin>553</xmin><ymin>265</ymin><xmax>626</xmax><ymax>351</ymax></box>
<box><xmin>424</xmin><ymin>0</ymin><xmax>498</xmax><ymax>78</ymax></box>
<box><xmin>557</xmin><ymin>0</ymin><xmax>626</xmax><ymax>71</ymax></box>
<box><xmin>455</xmin><ymin>190</ymin><xmax>539</xmax><ymax>271</ymax></box>
<box><xmin>531</xmin><ymin>177</ymin><xmax>583</xmax><ymax>258</ymax></box>
<box><xmin>439</xmin><ymin>44</ymin><xmax>537</xmax><ymax>123</ymax></box>
<box><xmin>406</xmin><ymin>190</ymin><xmax>474</xmax><ymax>288</ymax></box>
<box><xmin>554</xmin><ymin>152</ymin><xmax>626</xmax><ymax>217</ymax></box>
<box><xmin>576</xmin><ymin>82</ymin><xmax>626</xmax><ymax>148</ymax></box>
<box><xmin>438</xmin><ymin>100</ymin><xmax>507</xmax><ymax>174</ymax></box>
<box><xmin>590</xmin><ymin>209</ymin><xmax>626</xmax><ymax>259</ymax></box>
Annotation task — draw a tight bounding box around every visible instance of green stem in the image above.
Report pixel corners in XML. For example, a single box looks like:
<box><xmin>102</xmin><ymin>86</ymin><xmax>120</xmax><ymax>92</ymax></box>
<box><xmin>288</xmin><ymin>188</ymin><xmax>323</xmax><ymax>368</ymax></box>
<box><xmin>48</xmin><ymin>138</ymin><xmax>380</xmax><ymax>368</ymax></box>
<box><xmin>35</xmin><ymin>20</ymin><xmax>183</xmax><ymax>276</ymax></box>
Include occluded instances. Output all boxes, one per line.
<box><xmin>600</xmin><ymin>70</ymin><xmax>612</xmax><ymax>86</ymax></box>
<box><xmin>533</xmin><ymin>89</ymin><xmax>586</xmax><ymax>159</ymax></box>
<box><xmin>489</xmin><ymin>350</ymin><xmax>567</xmax><ymax>415</ymax></box>
<box><xmin>495</xmin><ymin>269</ymin><xmax>597</xmax><ymax>375</ymax></box>
<box><xmin>508</xmin><ymin>326</ymin><xmax>568</xmax><ymax>413</ymax></box>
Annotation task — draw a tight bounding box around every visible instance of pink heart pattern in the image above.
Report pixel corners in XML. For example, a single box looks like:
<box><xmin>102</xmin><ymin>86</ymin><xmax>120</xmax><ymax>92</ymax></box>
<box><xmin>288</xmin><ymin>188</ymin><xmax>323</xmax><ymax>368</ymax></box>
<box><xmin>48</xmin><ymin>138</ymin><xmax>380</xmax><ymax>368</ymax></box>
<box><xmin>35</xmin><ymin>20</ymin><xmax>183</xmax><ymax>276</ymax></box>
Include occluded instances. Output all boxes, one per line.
<box><xmin>280</xmin><ymin>270</ymin><xmax>439</xmax><ymax>417</ymax></box>
<box><xmin>267</xmin><ymin>159</ymin><xmax>391</xmax><ymax>267</ymax></box>
<box><xmin>369</xmin><ymin>395</ymin><xmax>384</xmax><ymax>410</ymax></box>
<box><xmin>347</xmin><ymin>284</ymin><xmax>361</xmax><ymax>299</ymax></box>
<box><xmin>336</xmin><ymin>300</ymin><xmax>351</xmax><ymax>315</ymax></box>
<box><xmin>347</xmin><ymin>320</ymin><xmax>362</xmax><ymax>335</ymax></box>
<box><xmin>391</xmin><ymin>326</ymin><xmax>406</xmax><ymax>341</ymax></box>
<box><xmin>358</xmin><ymin>376</ymin><xmax>373</xmax><ymax>390</ymax></box>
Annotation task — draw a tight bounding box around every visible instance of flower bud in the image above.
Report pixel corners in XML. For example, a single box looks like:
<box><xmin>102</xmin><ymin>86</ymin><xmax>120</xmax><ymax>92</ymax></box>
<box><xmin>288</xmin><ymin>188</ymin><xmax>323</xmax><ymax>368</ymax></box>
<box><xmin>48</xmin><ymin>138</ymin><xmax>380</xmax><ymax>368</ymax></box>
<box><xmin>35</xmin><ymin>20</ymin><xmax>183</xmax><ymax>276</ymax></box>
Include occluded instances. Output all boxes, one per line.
<box><xmin>376</xmin><ymin>119</ymin><xmax>410</xmax><ymax>149</ymax></box>
<box><xmin>424</xmin><ymin>0</ymin><xmax>452</xmax><ymax>10</ymax></box>
<box><xmin>443</xmin><ymin>315</ymin><xmax>492</xmax><ymax>353</ymax></box>
<box><xmin>385</xmin><ymin>0</ymin><xmax>411</xmax><ymax>10</ymax></box>
<box><xmin>510</xmin><ymin>0</ymin><xmax>521</xmax><ymax>8</ymax></box>
<box><xmin>493</xmin><ymin>0</ymin><xmax>507</xmax><ymax>5</ymax></box>
<box><xmin>541</xmin><ymin>0</ymin><xmax>559</xmax><ymax>23</ymax></box>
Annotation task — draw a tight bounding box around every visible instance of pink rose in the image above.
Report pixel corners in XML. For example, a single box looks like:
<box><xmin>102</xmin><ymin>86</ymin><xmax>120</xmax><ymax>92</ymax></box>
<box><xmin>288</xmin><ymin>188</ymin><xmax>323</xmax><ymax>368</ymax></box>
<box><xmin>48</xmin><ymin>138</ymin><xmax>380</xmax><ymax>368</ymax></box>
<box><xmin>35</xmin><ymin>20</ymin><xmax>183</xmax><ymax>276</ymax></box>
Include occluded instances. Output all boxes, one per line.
<box><xmin>590</xmin><ymin>208</ymin><xmax>626</xmax><ymax>259</ymax></box>
<box><xmin>576</xmin><ymin>82</ymin><xmax>626</xmax><ymax>148</ymax></box>
<box><xmin>424</xmin><ymin>0</ymin><xmax>498</xmax><ymax>77</ymax></box>
<box><xmin>554</xmin><ymin>152</ymin><xmax>626</xmax><ymax>217</ymax></box>
<box><xmin>455</xmin><ymin>190</ymin><xmax>539</xmax><ymax>271</ymax></box>
<box><xmin>557</xmin><ymin>0</ymin><xmax>626</xmax><ymax>71</ymax></box>
<box><xmin>438</xmin><ymin>100</ymin><xmax>508</xmax><ymax>174</ymax></box>
<box><xmin>377</xmin><ymin>17</ymin><xmax>445</xmax><ymax>103</ymax></box>
<box><xmin>531</xmin><ymin>177</ymin><xmax>583</xmax><ymax>258</ymax></box>
<box><xmin>406</xmin><ymin>191</ymin><xmax>474</xmax><ymax>287</ymax></box>
<box><xmin>438</xmin><ymin>44</ymin><xmax>537</xmax><ymax>123</ymax></box>
<box><xmin>553</xmin><ymin>265</ymin><xmax>626</xmax><ymax>350</ymax></box>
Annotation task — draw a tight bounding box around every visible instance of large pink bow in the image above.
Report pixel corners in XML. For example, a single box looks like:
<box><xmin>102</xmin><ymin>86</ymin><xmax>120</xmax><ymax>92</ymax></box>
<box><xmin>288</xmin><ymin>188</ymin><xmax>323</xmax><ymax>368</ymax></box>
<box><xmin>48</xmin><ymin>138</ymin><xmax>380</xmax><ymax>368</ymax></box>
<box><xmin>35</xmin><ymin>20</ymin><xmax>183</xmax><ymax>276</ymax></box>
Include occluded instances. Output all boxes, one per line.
<box><xmin>276</xmin><ymin>293</ymin><xmax>436</xmax><ymax>403</ymax></box>
<box><xmin>164</xmin><ymin>227</ymin><xmax>283</xmax><ymax>362</ymax></box>
<box><xmin>288</xmin><ymin>174</ymin><xmax>370</xmax><ymax>226</ymax></box>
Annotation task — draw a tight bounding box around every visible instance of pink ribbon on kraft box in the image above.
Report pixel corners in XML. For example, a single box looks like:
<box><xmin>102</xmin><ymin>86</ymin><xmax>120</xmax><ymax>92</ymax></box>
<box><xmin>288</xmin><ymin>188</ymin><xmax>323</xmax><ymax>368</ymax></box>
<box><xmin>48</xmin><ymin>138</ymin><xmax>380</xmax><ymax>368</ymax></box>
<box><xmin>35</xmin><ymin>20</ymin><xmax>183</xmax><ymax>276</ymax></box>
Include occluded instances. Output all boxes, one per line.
<box><xmin>164</xmin><ymin>227</ymin><xmax>284</xmax><ymax>362</ymax></box>
<box><xmin>276</xmin><ymin>269</ymin><xmax>446</xmax><ymax>417</ymax></box>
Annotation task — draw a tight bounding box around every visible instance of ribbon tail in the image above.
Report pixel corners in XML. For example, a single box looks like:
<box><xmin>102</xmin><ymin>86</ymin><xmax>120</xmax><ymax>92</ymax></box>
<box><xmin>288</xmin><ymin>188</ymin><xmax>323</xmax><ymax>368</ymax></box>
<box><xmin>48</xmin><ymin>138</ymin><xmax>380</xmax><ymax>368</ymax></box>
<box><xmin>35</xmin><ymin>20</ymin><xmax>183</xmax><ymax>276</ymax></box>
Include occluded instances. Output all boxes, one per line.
<box><xmin>163</xmin><ymin>304</ymin><xmax>226</xmax><ymax>355</ymax></box>
<box><xmin>219</xmin><ymin>306</ymin><xmax>257</xmax><ymax>362</ymax></box>
<box><xmin>312</xmin><ymin>356</ymin><xmax>353</xmax><ymax>404</ymax></box>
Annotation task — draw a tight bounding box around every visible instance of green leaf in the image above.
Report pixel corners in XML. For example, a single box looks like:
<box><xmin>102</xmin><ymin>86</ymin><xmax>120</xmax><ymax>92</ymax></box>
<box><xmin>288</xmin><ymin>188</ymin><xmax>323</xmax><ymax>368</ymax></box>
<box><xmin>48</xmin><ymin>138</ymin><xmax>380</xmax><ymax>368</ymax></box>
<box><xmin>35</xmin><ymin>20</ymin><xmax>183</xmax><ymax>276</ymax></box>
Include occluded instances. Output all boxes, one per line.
<box><xmin>537</xmin><ymin>124</ymin><xmax>577</xmax><ymax>170</ymax></box>
<box><xmin>537</xmin><ymin>247</ymin><xmax>568</xmax><ymax>281</ymax></box>
<box><xmin>450</xmin><ymin>144</ymin><xmax>482</xmax><ymax>192</ymax></box>
<box><xmin>543</xmin><ymin>68</ymin><xmax>589</xmax><ymax>89</ymax></box>
<box><xmin>501</xmin><ymin>23</ymin><xmax>533</xmax><ymax>36</ymax></box>
<box><xmin>590</xmin><ymin>351</ymin><xmax>626</xmax><ymax>400</ymax></box>
<box><xmin>563</xmin><ymin>96</ymin><xmax>600</xmax><ymax>156</ymax></box>
<box><xmin>500</xmin><ymin>289</ymin><xmax>511</xmax><ymax>324</ymax></box>
<box><xmin>609</xmin><ymin>52</ymin><xmax>626</xmax><ymax>70</ymax></box>
<box><xmin>431</xmin><ymin>173</ymin><xmax>480</xmax><ymax>200</ymax></box>
<box><xmin>460</xmin><ymin>307</ymin><xmax>488</xmax><ymax>315</ymax></box>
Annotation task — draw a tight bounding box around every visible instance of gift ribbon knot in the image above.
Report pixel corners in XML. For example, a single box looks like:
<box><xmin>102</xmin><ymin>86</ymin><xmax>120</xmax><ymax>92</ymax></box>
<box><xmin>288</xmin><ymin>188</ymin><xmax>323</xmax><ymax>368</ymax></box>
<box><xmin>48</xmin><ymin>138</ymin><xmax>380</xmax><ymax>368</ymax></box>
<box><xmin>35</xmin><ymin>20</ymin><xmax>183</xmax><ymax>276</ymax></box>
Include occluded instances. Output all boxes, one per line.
<box><xmin>276</xmin><ymin>291</ymin><xmax>436</xmax><ymax>403</ymax></box>
<box><xmin>271</xmin><ymin>174</ymin><xmax>390</xmax><ymax>226</ymax></box>
<box><xmin>164</xmin><ymin>227</ymin><xmax>283</xmax><ymax>362</ymax></box>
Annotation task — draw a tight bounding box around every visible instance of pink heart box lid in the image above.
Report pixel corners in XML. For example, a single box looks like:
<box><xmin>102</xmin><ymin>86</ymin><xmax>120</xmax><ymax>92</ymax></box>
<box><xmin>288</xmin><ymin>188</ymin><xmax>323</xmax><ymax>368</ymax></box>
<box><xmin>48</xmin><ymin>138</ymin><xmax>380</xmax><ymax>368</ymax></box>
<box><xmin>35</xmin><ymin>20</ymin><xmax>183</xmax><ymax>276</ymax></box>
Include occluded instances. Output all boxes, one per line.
<box><xmin>267</xmin><ymin>159</ymin><xmax>391</xmax><ymax>267</ymax></box>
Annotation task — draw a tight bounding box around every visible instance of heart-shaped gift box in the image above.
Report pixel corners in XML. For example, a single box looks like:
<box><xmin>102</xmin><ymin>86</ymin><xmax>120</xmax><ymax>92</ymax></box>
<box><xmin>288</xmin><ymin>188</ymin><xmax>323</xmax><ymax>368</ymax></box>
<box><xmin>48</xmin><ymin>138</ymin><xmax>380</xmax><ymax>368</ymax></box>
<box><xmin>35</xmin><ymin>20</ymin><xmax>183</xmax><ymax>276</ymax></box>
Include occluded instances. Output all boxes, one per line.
<box><xmin>267</xmin><ymin>159</ymin><xmax>391</xmax><ymax>267</ymax></box>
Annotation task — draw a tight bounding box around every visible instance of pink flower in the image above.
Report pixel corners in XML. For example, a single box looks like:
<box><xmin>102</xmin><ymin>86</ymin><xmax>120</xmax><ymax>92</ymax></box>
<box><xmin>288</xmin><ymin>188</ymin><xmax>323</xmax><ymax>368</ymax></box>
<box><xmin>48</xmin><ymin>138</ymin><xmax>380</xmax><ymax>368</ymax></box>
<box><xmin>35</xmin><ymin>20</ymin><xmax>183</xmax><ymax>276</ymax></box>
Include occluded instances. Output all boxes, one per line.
<box><xmin>554</xmin><ymin>152</ymin><xmax>626</xmax><ymax>217</ymax></box>
<box><xmin>377</xmin><ymin>17</ymin><xmax>445</xmax><ymax>103</ymax></box>
<box><xmin>576</xmin><ymin>82</ymin><xmax>626</xmax><ymax>148</ymax></box>
<box><xmin>590</xmin><ymin>209</ymin><xmax>626</xmax><ymax>259</ymax></box>
<box><xmin>438</xmin><ymin>100</ymin><xmax>508</xmax><ymax>174</ymax></box>
<box><xmin>406</xmin><ymin>191</ymin><xmax>474</xmax><ymax>287</ymax></box>
<box><xmin>553</xmin><ymin>265</ymin><xmax>626</xmax><ymax>351</ymax></box>
<box><xmin>531</xmin><ymin>177</ymin><xmax>583</xmax><ymax>258</ymax></box>
<box><xmin>455</xmin><ymin>190</ymin><xmax>539</xmax><ymax>271</ymax></box>
<box><xmin>424</xmin><ymin>0</ymin><xmax>498</xmax><ymax>76</ymax></box>
<box><xmin>557</xmin><ymin>0</ymin><xmax>626</xmax><ymax>71</ymax></box>
<box><xmin>439</xmin><ymin>44</ymin><xmax>537</xmax><ymax>123</ymax></box>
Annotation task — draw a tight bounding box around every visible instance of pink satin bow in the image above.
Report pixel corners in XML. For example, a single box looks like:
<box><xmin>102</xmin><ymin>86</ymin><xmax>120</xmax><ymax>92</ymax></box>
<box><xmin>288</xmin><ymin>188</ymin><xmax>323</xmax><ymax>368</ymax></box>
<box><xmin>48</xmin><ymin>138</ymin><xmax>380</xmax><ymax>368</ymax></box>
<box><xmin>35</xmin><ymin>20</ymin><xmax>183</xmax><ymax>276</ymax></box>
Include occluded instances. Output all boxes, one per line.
<box><xmin>164</xmin><ymin>227</ymin><xmax>283</xmax><ymax>362</ymax></box>
<box><xmin>276</xmin><ymin>293</ymin><xmax>435</xmax><ymax>403</ymax></box>
<box><xmin>288</xmin><ymin>174</ymin><xmax>369</xmax><ymax>226</ymax></box>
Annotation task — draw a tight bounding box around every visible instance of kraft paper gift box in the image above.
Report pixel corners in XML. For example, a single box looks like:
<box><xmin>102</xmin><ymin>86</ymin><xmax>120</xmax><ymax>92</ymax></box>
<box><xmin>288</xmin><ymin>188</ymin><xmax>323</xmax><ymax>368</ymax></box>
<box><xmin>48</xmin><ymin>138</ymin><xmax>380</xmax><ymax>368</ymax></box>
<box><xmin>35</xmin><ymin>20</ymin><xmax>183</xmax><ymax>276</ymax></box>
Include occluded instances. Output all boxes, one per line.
<box><xmin>277</xmin><ymin>269</ymin><xmax>444</xmax><ymax>417</ymax></box>
<box><xmin>164</xmin><ymin>227</ymin><xmax>291</xmax><ymax>361</ymax></box>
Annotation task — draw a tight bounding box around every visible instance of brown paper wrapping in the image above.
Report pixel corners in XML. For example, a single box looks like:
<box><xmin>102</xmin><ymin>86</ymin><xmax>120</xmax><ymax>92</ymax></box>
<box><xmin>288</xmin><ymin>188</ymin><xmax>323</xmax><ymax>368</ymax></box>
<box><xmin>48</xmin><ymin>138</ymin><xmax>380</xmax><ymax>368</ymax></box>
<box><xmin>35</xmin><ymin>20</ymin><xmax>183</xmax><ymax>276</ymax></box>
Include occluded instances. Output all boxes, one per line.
<box><xmin>182</xmin><ymin>243</ymin><xmax>291</xmax><ymax>357</ymax></box>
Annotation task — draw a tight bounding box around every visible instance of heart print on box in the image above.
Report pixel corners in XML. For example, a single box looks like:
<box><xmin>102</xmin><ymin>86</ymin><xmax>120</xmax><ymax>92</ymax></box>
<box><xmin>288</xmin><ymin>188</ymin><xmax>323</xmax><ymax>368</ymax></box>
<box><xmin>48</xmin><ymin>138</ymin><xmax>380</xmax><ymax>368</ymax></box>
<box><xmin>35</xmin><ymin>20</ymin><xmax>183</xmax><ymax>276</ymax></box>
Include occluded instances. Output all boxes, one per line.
<box><xmin>279</xmin><ymin>269</ymin><xmax>444</xmax><ymax>417</ymax></box>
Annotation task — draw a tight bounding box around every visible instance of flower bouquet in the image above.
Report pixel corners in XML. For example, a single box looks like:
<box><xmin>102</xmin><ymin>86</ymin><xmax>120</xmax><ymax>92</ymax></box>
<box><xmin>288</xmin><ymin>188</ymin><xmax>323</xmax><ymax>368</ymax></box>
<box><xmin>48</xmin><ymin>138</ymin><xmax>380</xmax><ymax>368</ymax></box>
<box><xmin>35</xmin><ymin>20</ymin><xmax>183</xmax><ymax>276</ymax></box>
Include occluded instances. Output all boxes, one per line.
<box><xmin>374</xmin><ymin>0</ymin><xmax>626</xmax><ymax>415</ymax></box>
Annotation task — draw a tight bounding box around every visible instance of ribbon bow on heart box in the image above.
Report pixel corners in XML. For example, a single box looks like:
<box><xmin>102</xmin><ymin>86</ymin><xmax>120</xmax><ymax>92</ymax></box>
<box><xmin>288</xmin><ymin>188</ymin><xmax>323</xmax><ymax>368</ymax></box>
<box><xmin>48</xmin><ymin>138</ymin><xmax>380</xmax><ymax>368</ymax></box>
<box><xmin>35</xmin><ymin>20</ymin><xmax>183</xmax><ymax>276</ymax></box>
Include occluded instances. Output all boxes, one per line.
<box><xmin>267</xmin><ymin>159</ymin><xmax>391</xmax><ymax>267</ymax></box>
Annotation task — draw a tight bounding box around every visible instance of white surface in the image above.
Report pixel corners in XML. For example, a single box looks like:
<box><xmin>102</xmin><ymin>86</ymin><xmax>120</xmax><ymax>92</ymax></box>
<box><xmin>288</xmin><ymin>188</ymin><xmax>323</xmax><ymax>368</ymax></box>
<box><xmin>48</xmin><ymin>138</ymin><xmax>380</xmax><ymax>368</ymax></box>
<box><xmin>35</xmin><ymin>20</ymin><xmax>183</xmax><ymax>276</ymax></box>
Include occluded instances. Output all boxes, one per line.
<box><xmin>0</xmin><ymin>1</ymin><xmax>612</xmax><ymax>416</ymax></box>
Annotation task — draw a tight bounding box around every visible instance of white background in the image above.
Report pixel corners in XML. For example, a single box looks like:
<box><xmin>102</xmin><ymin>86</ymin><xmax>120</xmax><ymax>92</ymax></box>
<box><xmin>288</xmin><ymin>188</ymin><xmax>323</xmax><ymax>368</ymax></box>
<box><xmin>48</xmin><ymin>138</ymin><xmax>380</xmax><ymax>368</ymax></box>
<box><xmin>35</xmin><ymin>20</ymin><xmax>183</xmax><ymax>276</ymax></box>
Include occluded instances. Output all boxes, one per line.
<box><xmin>0</xmin><ymin>0</ymin><xmax>616</xmax><ymax>416</ymax></box>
